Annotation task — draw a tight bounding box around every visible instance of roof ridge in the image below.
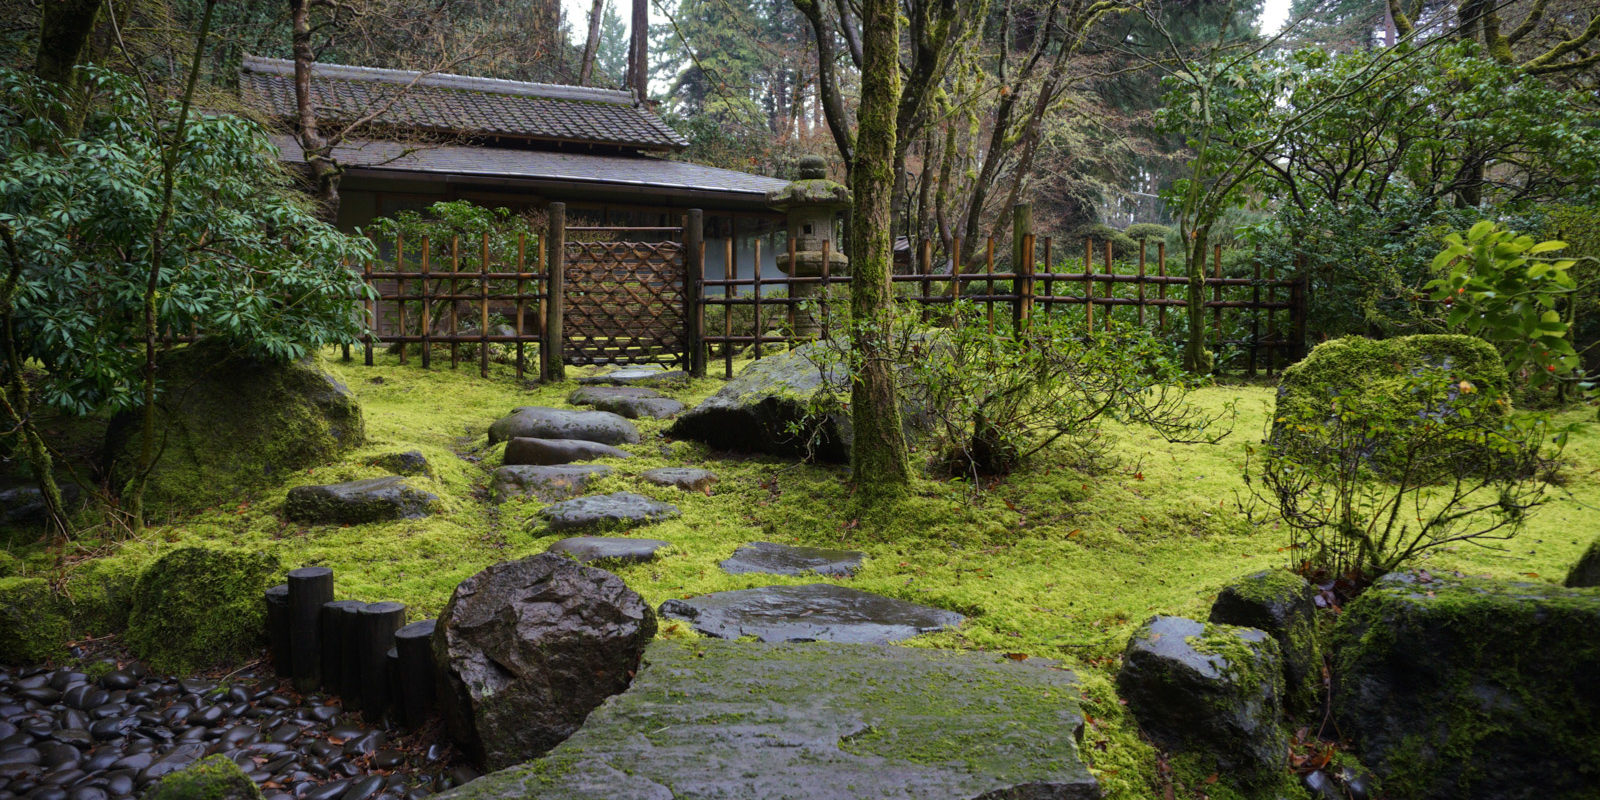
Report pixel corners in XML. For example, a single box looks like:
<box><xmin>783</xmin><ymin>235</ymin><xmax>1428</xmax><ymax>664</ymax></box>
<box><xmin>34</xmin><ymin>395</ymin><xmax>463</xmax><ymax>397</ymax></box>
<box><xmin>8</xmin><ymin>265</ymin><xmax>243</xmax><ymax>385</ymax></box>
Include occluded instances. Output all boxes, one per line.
<box><xmin>241</xmin><ymin>54</ymin><xmax>636</xmax><ymax>106</ymax></box>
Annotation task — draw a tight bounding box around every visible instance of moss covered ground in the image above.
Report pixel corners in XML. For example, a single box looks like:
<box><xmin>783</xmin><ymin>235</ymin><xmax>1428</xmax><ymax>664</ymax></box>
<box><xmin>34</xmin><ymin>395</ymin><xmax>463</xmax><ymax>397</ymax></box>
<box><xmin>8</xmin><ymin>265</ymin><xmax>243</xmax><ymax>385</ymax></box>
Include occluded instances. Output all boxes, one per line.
<box><xmin>6</xmin><ymin>346</ymin><xmax>1598</xmax><ymax>800</ymax></box>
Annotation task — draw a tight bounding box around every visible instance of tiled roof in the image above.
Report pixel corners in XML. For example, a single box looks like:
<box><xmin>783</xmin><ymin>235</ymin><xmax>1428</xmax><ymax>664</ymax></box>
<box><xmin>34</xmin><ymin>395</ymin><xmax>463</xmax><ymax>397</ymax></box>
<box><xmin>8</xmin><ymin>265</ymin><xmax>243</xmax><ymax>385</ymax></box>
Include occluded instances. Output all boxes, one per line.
<box><xmin>241</xmin><ymin>56</ymin><xmax>687</xmax><ymax>151</ymax></box>
<box><xmin>270</xmin><ymin>136</ymin><xmax>789</xmax><ymax>198</ymax></box>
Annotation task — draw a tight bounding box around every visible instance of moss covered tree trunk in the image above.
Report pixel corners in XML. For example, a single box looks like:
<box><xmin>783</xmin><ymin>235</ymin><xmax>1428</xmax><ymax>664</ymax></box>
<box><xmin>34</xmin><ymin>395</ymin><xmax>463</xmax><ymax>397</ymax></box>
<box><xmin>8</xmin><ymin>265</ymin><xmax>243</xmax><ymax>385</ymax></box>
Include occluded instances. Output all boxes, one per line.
<box><xmin>35</xmin><ymin>0</ymin><xmax>103</xmax><ymax>87</ymax></box>
<box><xmin>1182</xmin><ymin>224</ymin><xmax>1214</xmax><ymax>374</ymax></box>
<box><xmin>847</xmin><ymin>0</ymin><xmax>910</xmax><ymax>495</ymax></box>
<box><xmin>289</xmin><ymin>0</ymin><xmax>342</xmax><ymax>223</ymax></box>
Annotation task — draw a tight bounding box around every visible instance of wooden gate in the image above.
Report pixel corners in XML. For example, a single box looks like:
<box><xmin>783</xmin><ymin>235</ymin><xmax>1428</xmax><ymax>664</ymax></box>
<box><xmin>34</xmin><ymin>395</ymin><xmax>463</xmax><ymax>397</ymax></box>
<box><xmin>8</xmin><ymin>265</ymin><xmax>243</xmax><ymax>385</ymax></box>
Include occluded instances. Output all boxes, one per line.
<box><xmin>561</xmin><ymin>226</ymin><xmax>689</xmax><ymax>367</ymax></box>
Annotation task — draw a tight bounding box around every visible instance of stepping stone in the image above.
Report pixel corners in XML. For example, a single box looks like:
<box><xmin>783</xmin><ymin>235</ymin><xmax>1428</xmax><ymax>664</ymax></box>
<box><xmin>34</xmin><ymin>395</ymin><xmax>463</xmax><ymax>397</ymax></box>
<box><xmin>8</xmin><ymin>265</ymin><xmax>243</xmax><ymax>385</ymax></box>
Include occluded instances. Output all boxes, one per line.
<box><xmin>538</xmin><ymin>492</ymin><xmax>680</xmax><ymax>532</ymax></box>
<box><xmin>371</xmin><ymin>449</ymin><xmax>429</xmax><ymax>476</ymax></box>
<box><xmin>568</xmin><ymin>386</ymin><xmax>686</xmax><ymax>419</ymax></box>
<box><xmin>546</xmin><ymin>537</ymin><xmax>671</xmax><ymax>565</ymax></box>
<box><xmin>577</xmin><ymin>368</ymin><xmax>690</xmax><ymax>389</ymax></box>
<box><xmin>284</xmin><ymin>476</ymin><xmax>437</xmax><ymax>524</ymax></box>
<box><xmin>659</xmin><ymin>584</ymin><xmax>963</xmax><ymax>644</ymax></box>
<box><xmin>503</xmin><ymin>437</ymin><xmax>632</xmax><ymax>466</ymax></box>
<box><xmin>431</xmin><ymin>638</ymin><xmax>1100</xmax><ymax>800</ymax></box>
<box><xmin>720</xmin><ymin>541</ymin><xmax>863</xmax><ymax>577</ymax></box>
<box><xmin>492</xmin><ymin>465</ymin><xmax>612</xmax><ymax>503</ymax></box>
<box><xmin>488</xmin><ymin>407</ymin><xmax>639</xmax><ymax>445</ymax></box>
<box><xmin>639</xmin><ymin>467</ymin><xmax>717</xmax><ymax>493</ymax></box>
<box><xmin>568</xmin><ymin>386</ymin><xmax>660</xmax><ymax>404</ymax></box>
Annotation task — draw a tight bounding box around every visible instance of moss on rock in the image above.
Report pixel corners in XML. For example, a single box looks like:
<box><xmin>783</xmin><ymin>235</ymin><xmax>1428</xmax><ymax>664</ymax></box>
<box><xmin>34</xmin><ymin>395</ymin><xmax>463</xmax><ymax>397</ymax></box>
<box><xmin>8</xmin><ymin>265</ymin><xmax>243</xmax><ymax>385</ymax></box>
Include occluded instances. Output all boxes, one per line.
<box><xmin>125</xmin><ymin>546</ymin><xmax>280</xmax><ymax>673</ymax></box>
<box><xmin>0</xmin><ymin>577</ymin><xmax>69</xmax><ymax>664</ymax></box>
<box><xmin>61</xmin><ymin>555</ymin><xmax>146</xmax><ymax>636</ymax></box>
<box><xmin>1209</xmin><ymin>569</ymin><xmax>1322</xmax><ymax>715</ymax></box>
<box><xmin>1564</xmin><ymin>536</ymin><xmax>1600</xmax><ymax>588</ymax></box>
<box><xmin>145</xmin><ymin>754</ymin><xmax>262</xmax><ymax>800</ymax></box>
<box><xmin>104</xmin><ymin>339</ymin><xmax>364</xmax><ymax>516</ymax></box>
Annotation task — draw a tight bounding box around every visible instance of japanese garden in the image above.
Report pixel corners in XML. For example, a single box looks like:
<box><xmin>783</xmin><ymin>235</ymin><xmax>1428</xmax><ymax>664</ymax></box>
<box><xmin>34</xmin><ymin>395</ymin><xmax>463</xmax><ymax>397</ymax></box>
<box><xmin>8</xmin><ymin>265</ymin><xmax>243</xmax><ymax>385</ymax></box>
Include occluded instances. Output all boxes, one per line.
<box><xmin>1</xmin><ymin>0</ymin><xmax>1598</xmax><ymax>799</ymax></box>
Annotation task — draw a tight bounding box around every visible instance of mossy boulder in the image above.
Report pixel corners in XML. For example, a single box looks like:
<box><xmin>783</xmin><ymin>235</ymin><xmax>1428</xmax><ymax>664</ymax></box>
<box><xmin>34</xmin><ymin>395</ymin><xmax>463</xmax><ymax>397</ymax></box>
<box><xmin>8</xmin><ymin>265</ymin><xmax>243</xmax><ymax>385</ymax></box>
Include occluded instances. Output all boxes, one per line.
<box><xmin>145</xmin><ymin>753</ymin><xmax>262</xmax><ymax>800</ymax></box>
<box><xmin>1331</xmin><ymin>571</ymin><xmax>1600</xmax><ymax>799</ymax></box>
<box><xmin>125</xmin><ymin>546</ymin><xmax>281</xmax><ymax>673</ymax></box>
<box><xmin>283</xmin><ymin>476</ymin><xmax>437</xmax><ymax>524</ymax></box>
<box><xmin>0</xmin><ymin>577</ymin><xmax>69</xmax><ymax>664</ymax></box>
<box><xmin>1270</xmin><ymin>335</ymin><xmax>1510</xmax><ymax>474</ymax></box>
<box><xmin>1209</xmin><ymin>569</ymin><xmax>1322</xmax><ymax>714</ymax></box>
<box><xmin>60</xmin><ymin>555</ymin><xmax>145</xmax><ymax>636</ymax></box>
<box><xmin>104</xmin><ymin>339</ymin><xmax>364</xmax><ymax>515</ymax></box>
<box><xmin>1565</xmin><ymin>536</ymin><xmax>1600</xmax><ymax>588</ymax></box>
<box><xmin>668</xmin><ymin>342</ymin><xmax>851</xmax><ymax>462</ymax></box>
<box><xmin>1116</xmin><ymin>615</ymin><xmax>1288</xmax><ymax>789</ymax></box>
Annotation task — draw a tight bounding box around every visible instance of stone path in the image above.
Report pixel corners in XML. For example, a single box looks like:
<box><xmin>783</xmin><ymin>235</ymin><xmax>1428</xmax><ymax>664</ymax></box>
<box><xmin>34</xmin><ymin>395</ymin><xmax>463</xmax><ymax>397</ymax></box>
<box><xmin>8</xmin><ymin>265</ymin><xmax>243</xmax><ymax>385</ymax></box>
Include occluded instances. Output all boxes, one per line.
<box><xmin>545</xmin><ymin>537</ymin><xmax>670</xmax><ymax>565</ymax></box>
<box><xmin>433</xmin><ymin>639</ymin><xmax>1101</xmax><ymax>800</ymax></box>
<box><xmin>720</xmin><ymin>541</ymin><xmax>864</xmax><ymax>577</ymax></box>
<box><xmin>660</xmin><ymin>584</ymin><xmax>964</xmax><ymax>644</ymax></box>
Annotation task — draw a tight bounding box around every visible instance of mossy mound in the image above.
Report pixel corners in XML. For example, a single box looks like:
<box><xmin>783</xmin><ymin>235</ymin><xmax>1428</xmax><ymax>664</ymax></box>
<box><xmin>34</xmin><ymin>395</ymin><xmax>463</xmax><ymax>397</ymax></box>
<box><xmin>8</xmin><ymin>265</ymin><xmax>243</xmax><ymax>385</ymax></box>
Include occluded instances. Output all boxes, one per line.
<box><xmin>1122</xmin><ymin>222</ymin><xmax>1174</xmax><ymax>243</ymax></box>
<box><xmin>0</xmin><ymin>577</ymin><xmax>69</xmax><ymax>664</ymax></box>
<box><xmin>60</xmin><ymin>555</ymin><xmax>146</xmax><ymax>636</ymax></box>
<box><xmin>104</xmin><ymin>339</ymin><xmax>364</xmax><ymax>516</ymax></box>
<box><xmin>145</xmin><ymin>754</ymin><xmax>262</xmax><ymax>800</ymax></box>
<box><xmin>1270</xmin><ymin>335</ymin><xmax>1510</xmax><ymax>474</ymax></box>
<box><xmin>125</xmin><ymin>546</ymin><xmax>281</xmax><ymax>673</ymax></box>
<box><xmin>1209</xmin><ymin>569</ymin><xmax>1322</xmax><ymax>715</ymax></box>
<box><xmin>1332</xmin><ymin>571</ymin><xmax>1600</xmax><ymax>799</ymax></box>
<box><xmin>1565</xmin><ymin>536</ymin><xmax>1600</xmax><ymax>588</ymax></box>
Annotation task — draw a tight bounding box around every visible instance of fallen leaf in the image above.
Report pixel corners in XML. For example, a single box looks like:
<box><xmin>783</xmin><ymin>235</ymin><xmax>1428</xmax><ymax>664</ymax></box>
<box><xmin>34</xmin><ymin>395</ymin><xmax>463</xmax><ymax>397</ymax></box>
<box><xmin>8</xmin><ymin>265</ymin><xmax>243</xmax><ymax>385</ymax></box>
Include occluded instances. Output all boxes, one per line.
<box><xmin>1004</xmin><ymin>653</ymin><xmax>1028</xmax><ymax>661</ymax></box>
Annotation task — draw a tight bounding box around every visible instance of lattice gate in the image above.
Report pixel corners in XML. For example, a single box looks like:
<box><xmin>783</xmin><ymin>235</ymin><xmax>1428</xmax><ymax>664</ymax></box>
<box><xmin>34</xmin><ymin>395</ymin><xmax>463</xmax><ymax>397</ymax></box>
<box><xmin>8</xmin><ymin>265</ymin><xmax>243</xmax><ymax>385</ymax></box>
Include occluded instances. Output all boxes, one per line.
<box><xmin>562</xmin><ymin>228</ymin><xmax>688</xmax><ymax>367</ymax></box>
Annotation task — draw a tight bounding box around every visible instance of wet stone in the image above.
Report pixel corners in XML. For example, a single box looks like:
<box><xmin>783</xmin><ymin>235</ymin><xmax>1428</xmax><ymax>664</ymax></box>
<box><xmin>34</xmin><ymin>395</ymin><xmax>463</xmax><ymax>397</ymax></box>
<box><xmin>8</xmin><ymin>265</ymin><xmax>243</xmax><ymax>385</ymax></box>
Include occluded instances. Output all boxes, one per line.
<box><xmin>487</xmin><ymin>407</ymin><xmax>640</xmax><ymax>446</ymax></box>
<box><xmin>720</xmin><ymin>541</ymin><xmax>864</xmax><ymax>577</ymax></box>
<box><xmin>545</xmin><ymin>537</ymin><xmax>671</xmax><ymax>566</ymax></box>
<box><xmin>659</xmin><ymin>584</ymin><xmax>964</xmax><ymax>644</ymax></box>
<box><xmin>537</xmin><ymin>493</ymin><xmax>680</xmax><ymax>532</ymax></box>
<box><xmin>566</xmin><ymin>387</ymin><xmax>684</xmax><ymax>420</ymax></box>
<box><xmin>638</xmin><ymin>467</ymin><xmax>718</xmax><ymax>493</ymax></box>
<box><xmin>576</xmin><ymin>368</ymin><xmax>690</xmax><ymax>389</ymax></box>
<box><xmin>284</xmin><ymin>477</ymin><xmax>437</xmax><ymax>524</ymax></box>
<box><xmin>490</xmin><ymin>464</ymin><xmax>611</xmax><ymax>503</ymax></box>
<box><xmin>502</xmin><ymin>438</ymin><xmax>631</xmax><ymax>467</ymax></box>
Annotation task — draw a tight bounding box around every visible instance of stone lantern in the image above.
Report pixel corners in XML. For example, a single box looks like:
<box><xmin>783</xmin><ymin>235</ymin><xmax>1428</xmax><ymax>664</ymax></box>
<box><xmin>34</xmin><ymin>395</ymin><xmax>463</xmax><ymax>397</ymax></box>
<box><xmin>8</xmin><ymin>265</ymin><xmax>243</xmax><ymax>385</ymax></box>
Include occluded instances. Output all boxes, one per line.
<box><xmin>767</xmin><ymin>154</ymin><xmax>850</xmax><ymax>337</ymax></box>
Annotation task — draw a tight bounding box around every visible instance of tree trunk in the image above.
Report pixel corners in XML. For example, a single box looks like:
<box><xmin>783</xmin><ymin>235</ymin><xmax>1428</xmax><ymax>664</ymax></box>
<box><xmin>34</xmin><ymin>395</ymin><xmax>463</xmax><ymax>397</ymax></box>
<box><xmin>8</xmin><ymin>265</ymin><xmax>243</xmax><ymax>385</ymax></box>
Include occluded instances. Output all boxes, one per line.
<box><xmin>627</xmin><ymin>0</ymin><xmax>648</xmax><ymax>97</ymax></box>
<box><xmin>579</xmin><ymin>0</ymin><xmax>605</xmax><ymax>85</ymax></box>
<box><xmin>289</xmin><ymin>0</ymin><xmax>341</xmax><ymax>223</ymax></box>
<box><xmin>0</xmin><ymin>226</ymin><xmax>70</xmax><ymax>547</ymax></box>
<box><xmin>847</xmin><ymin>0</ymin><xmax>910</xmax><ymax>495</ymax></box>
<box><xmin>1182</xmin><ymin>225</ymin><xmax>1214</xmax><ymax>374</ymax></box>
<box><xmin>35</xmin><ymin>0</ymin><xmax>104</xmax><ymax>87</ymax></box>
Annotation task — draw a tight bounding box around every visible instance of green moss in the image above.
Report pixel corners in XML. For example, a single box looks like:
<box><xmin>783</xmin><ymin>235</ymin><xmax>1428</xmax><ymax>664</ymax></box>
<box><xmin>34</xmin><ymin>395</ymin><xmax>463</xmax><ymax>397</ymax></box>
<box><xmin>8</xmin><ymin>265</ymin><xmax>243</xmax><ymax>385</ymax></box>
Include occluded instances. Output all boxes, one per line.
<box><xmin>124</xmin><ymin>546</ymin><xmax>280</xmax><ymax>673</ymax></box>
<box><xmin>60</xmin><ymin>554</ymin><xmax>147</xmax><ymax>636</ymax></box>
<box><xmin>1565</xmin><ymin>536</ymin><xmax>1600</xmax><ymax>588</ymax></box>
<box><xmin>145</xmin><ymin>754</ymin><xmax>262</xmax><ymax>800</ymax></box>
<box><xmin>0</xmin><ymin>577</ymin><xmax>69</xmax><ymax>664</ymax></box>
<box><xmin>1275</xmin><ymin>334</ymin><xmax>1509</xmax><ymax>430</ymax></box>
<box><xmin>0</xmin><ymin>551</ymin><xmax>19</xmax><ymax>577</ymax></box>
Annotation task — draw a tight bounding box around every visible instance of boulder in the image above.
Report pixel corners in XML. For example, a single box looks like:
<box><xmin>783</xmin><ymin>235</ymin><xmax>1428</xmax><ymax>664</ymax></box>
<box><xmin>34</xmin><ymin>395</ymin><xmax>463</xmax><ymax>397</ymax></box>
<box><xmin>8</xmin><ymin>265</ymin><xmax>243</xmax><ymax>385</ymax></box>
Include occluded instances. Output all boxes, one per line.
<box><xmin>431</xmin><ymin>554</ymin><xmax>657</xmax><ymax>770</ymax></box>
<box><xmin>639</xmin><ymin>467</ymin><xmax>718</xmax><ymax>493</ymax></box>
<box><xmin>502</xmin><ymin>437</ymin><xmax>631</xmax><ymax>466</ymax></box>
<box><xmin>1331</xmin><ymin>572</ymin><xmax>1600</xmax><ymax>800</ymax></box>
<box><xmin>491</xmin><ymin>465</ymin><xmax>611</xmax><ymax>503</ymax></box>
<box><xmin>577</xmin><ymin>368</ymin><xmax>691</xmax><ymax>388</ymax></box>
<box><xmin>145</xmin><ymin>754</ymin><xmax>261</xmax><ymax>800</ymax></box>
<box><xmin>668</xmin><ymin>342</ymin><xmax>851</xmax><ymax>462</ymax></box>
<box><xmin>432</xmin><ymin>639</ymin><xmax>1102</xmax><ymax>800</ymax></box>
<box><xmin>659</xmin><ymin>584</ymin><xmax>963</xmax><ymax>644</ymax></box>
<box><xmin>0</xmin><ymin>577</ymin><xmax>68</xmax><ymax>664</ymax></box>
<box><xmin>538</xmin><ymin>492</ymin><xmax>680</xmax><ymax>532</ymax></box>
<box><xmin>283</xmin><ymin>476</ymin><xmax>437</xmax><ymax>524</ymax></box>
<box><xmin>372</xmin><ymin>449</ymin><xmax>430</xmax><ymax>476</ymax></box>
<box><xmin>1270</xmin><ymin>335</ymin><xmax>1510</xmax><ymax>476</ymax></box>
<box><xmin>487</xmin><ymin>407</ymin><xmax>639</xmax><ymax>446</ymax></box>
<box><xmin>124</xmin><ymin>546</ymin><xmax>280</xmax><ymax>673</ymax></box>
<box><xmin>1565</xmin><ymin>537</ymin><xmax>1600</xmax><ymax>588</ymax></box>
<box><xmin>103</xmin><ymin>339</ymin><xmax>363</xmax><ymax>514</ymax></box>
<box><xmin>546</xmin><ymin>537</ymin><xmax>670</xmax><ymax>565</ymax></box>
<box><xmin>567</xmin><ymin>387</ymin><xmax>686</xmax><ymax>420</ymax></box>
<box><xmin>1116</xmin><ymin>615</ymin><xmax>1287</xmax><ymax>788</ymax></box>
<box><xmin>1209</xmin><ymin>569</ymin><xmax>1321</xmax><ymax>713</ymax></box>
<box><xmin>0</xmin><ymin>482</ymin><xmax>82</xmax><ymax>529</ymax></box>
<box><xmin>720</xmin><ymin>541</ymin><xmax>864</xmax><ymax>577</ymax></box>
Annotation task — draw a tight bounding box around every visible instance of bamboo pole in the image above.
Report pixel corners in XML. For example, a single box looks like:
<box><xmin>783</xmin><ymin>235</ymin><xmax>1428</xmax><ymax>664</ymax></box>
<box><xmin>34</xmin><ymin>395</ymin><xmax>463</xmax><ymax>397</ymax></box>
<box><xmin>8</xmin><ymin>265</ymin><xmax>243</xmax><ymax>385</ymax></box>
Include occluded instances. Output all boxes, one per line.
<box><xmin>985</xmin><ymin>236</ymin><xmax>995</xmax><ymax>333</ymax></box>
<box><xmin>951</xmin><ymin>237</ymin><xmax>963</xmax><ymax>303</ymax></box>
<box><xmin>752</xmin><ymin>237</ymin><xmax>762</xmax><ymax>361</ymax></box>
<box><xmin>1084</xmin><ymin>238</ymin><xmax>1094</xmax><ymax>329</ymax></box>
<box><xmin>1212</xmin><ymin>242</ymin><xmax>1223</xmax><ymax>352</ymax></box>
<box><xmin>1103</xmin><ymin>239</ymin><xmax>1114</xmax><ymax>330</ymax></box>
<box><xmin>515</xmin><ymin>232</ymin><xmax>526</xmax><ymax>382</ymax></box>
<box><xmin>1137</xmin><ymin>240</ymin><xmax>1147</xmax><ymax>328</ymax></box>
<box><xmin>396</xmin><ymin>234</ymin><xmax>407</xmax><ymax>365</ymax></box>
<box><xmin>785</xmin><ymin>236</ymin><xmax>797</xmax><ymax>336</ymax></box>
<box><xmin>480</xmin><ymin>232</ymin><xmax>491</xmax><ymax>379</ymax></box>
<box><xmin>1157</xmin><ymin>242</ymin><xmax>1167</xmax><ymax>334</ymax></box>
<box><xmin>449</xmin><ymin>235</ymin><xmax>460</xmax><ymax>369</ymax></box>
<box><xmin>1042</xmin><ymin>236</ymin><xmax>1053</xmax><ymax>315</ymax></box>
<box><xmin>363</xmin><ymin>256</ymin><xmax>375</xmax><ymax>366</ymax></box>
<box><xmin>420</xmin><ymin>237</ymin><xmax>431</xmax><ymax>370</ymax></box>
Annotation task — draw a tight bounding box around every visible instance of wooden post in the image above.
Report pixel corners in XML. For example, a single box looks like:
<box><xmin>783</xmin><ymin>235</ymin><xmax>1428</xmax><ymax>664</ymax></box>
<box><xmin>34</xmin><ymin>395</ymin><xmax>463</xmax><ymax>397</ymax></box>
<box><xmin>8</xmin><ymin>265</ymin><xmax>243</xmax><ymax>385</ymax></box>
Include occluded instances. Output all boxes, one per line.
<box><xmin>393</xmin><ymin>619</ymin><xmax>436</xmax><ymax>728</ymax></box>
<box><xmin>1083</xmin><ymin>238</ymin><xmax>1094</xmax><ymax>330</ymax></box>
<box><xmin>1137</xmin><ymin>240</ymin><xmax>1147</xmax><ymax>328</ymax></box>
<box><xmin>819</xmin><ymin>238</ymin><xmax>832</xmax><ymax>339</ymax></box>
<box><xmin>1249</xmin><ymin>255</ymin><xmax>1261</xmax><ymax>377</ymax></box>
<box><xmin>1212</xmin><ymin>242</ymin><xmax>1223</xmax><ymax>352</ymax></box>
<box><xmin>685</xmin><ymin>208</ymin><xmax>705</xmax><ymax>378</ymax></box>
<box><xmin>951</xmin><ymin>236</ymin><xmax>963</xmax><ymax>303</ymax></box>
<box><xmin>919</xmin><ymin>238</ymin><xmax>933</xmax><ymax>301</ymax></box>
<box><xmin>1157</xmin><ymin>242</ymin><xmax>1167</xmax><ymax>333</ymax></box>
<box><xmin>1018</xmin><ymin>233</ymin><xmax>1035</xmax><ymax>331</ymax></box>
<box><xmin>1293</xmin><ymin>255</ymin><xmax>1308</xmax><ymax>360</ymax></box>
<box><xmin>1012</xmin><ymin>203</ymin><xmax>1032</xmax><ymax>331</ymax></box>
<box><xmin>287</xmin><ymin>567</ymin><xmax>333</xmax><ymax>693</ymax></box>
<box><xmin>985</xmin><ymin>236</ymin><xmax>995</xmax><ymax>333</ymax></box>
<box><xmin>356</xmin><ymin>601</ymin><xmax>406</xmax><ymax>720</ymax></box>
<box><xmin>449</xmin><ymin>235</ymin><xmax>460</xmax><ymax>369</ymax></box>
<box><xmin>1267</xmin><ymin>260</ymin><xmax>1279</xmax><ymax>376</ymax></box>
<box><xmin>545</xmin><ymin>203</ymin><xmax>566</xmax><ymax>382</ymax></box>
<box><xmin>515</xmin><ymin>232</ymin><xmax>526</xmax><ymax>382</ymax></box>
<box><xmin>785</xmin><ymin>236</ymin><xmax>797</xmax><ymax>335</ymax></box>
<box><xmin>337</xmin><ymin>602</ymin><xmax>362</xmax><ymax>699</ymax></box>
<box><xmin>1042</xmin><ymin>236</ymin><xmax>1053</xmax><ymax>315</ymax></box>
<box><xmin>475</xmin><ymin>233</ymin><xmax>488</xmax><ymax>378</ymax></box>
<box><xmin>396</xmin><ymin>234</ymin><xmax>407</xmax><ymax>365</ymax></box>
<box><xmin>319</xmin><ymin>599</ymin><xmax>363</xmax><ymax>695</ymax></box>
<box><xmin>752</xmin><ymin>237</ymin><xmax>763</xmax><ymax>361</ymax></box>
<box><xmin>420</xmin><ymin>237</ymin><xmax>432</xmax><ymax>370</ymax></box>
<box><xmin>1103</xmin><ymin>240</ymin><xmax>1115</xmax><ymax>330</ymax></box>
<box><xmin>362</xmin><ymin>258</ymin><xmax>375</xmax><ymax>366</ymax></box>
<box><xmin>264</xmin><ymin>584</ymin><xmax>290</xmax><ymax>678</ymax></box>
<box><xmin>536</xmin><ymin>235</ymin><xmax>547</xmax><ymax>381</ymax></box>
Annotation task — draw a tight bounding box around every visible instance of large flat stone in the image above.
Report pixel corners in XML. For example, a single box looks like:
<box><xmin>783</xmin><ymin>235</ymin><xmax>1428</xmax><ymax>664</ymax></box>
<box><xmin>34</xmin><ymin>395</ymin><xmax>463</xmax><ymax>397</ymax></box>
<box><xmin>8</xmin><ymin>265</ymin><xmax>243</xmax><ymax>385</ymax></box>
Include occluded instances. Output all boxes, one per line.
<box><xmin>577</xmin><ymin>368</ymin><xmax>690</xmax><ymax>388</ymax></box>
<box><xmin>538</xmin><ymin>492</ymin><xmax>680</xmax><ymax>532</ymax></box>
<box><xmin>488</xmin><ymin>407</ymin><xmax>639</xmax><ymax>446</ymax></box>
<box><xmin>720</xmin><ymin>541</ymin><xmax>864</xmax><ymax>577</ymax></box>
<box><xmin>503</xmin><ymin>437</ymin><xmax>632</xmax><ymax>466</ymax></box>
<box><xmin>567</xmin><ymin>387</ymin><xmax>686</xmax><ymax>420</ymax></box>
<box><xmin>432</xmin><ymin>638</ymin><xmax>1101</xmax><ymax>800</ymax></box>
<box><xmin>283</xmin><ymin>476</ymin><xmax>436</xmax><ymax>524</ymax></box>
<box><xmin>491</xmin><ymin>465</ymin><xmax>611</xmax><ymax>503</ymax></box>
<box><xmin>639</xmin><ymin>467</ymin><xmax>718</xmax><ymax>493</ymax></box>
<box><xmin>546</xmin><ymin>537</ymin><xmax>670</xmax><ymax>565</ymax></box>
<box><xmin>659</xmin><ymin>584</ymin><xmax>963</xmax><ymax>643</ymax></box>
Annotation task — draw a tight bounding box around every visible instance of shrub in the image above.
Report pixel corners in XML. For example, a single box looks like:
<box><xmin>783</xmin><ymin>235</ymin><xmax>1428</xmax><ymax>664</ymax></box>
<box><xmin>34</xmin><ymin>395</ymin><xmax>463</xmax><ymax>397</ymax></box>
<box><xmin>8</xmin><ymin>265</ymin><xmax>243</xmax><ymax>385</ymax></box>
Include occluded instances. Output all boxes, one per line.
<box><xmin>1122</xmin><ymin>223</ymin><xmax>1174</xmax><ymax>244</ymax></box>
